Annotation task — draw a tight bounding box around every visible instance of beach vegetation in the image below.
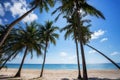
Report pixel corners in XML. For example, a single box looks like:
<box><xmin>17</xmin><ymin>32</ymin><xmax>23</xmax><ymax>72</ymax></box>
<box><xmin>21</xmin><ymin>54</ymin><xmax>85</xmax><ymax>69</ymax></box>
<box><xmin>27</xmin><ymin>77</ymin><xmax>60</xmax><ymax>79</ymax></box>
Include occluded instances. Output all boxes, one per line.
<box><xmin>0</xmin><ymin>0</ymin><xmax>55</xmax><ymax>48</ymax></box>
<box><xmin>0</xmin><ymin>0</ymin><xmax>120</xmax><ymax>80</ymax></box>
<box><xmin>52</xmin><ymin>0</ymin><xmax>105</xmax><ymax>79</ymax></box>
<box><xmin>12</xmin><ymin>22</ymin><xmax>43</xmax><ymax>77</ymax></box>
<box><xmin>39</xmin><ymin>21</ymin><xmax>59</xmax><ymax>77</ymax></box>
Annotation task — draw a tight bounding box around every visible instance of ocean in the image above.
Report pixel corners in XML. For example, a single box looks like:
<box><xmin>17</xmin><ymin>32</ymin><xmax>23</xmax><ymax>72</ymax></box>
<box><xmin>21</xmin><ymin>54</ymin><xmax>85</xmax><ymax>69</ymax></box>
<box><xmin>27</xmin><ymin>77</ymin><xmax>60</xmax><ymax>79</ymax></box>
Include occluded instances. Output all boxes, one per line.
<box><xmin>5</xmin><ymin>63</ymin><xmax>120</xmax><ymax>70</ymax></box>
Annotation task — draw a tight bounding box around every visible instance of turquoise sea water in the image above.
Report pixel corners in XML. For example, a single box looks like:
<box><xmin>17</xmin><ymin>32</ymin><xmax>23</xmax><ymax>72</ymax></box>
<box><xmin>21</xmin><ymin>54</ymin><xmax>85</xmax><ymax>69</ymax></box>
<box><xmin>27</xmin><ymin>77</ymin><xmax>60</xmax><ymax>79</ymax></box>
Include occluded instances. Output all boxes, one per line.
<box><xmin>5</xmin><ymin>63</ymin><xmax>120</xmax><ymax>70</ymax></box>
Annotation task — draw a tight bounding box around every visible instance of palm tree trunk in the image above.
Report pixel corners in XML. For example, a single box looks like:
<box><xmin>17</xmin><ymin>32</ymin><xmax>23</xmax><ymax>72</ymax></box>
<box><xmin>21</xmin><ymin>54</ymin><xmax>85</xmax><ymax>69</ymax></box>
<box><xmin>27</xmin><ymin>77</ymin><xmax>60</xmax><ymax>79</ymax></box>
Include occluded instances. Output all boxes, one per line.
<box><xmin>40</xmin><ymin>42</ymin><xmax>48</xmax><ymax>77</ymax></box>
<box><xmin>75</xmin><ymin>3</ymin><xmax>88</xmax><ymax>80</ymax></box>
<box><xmin>75</xmin><ymin>0</ymin><xmax>88</xmax><ymax>79</ymax></box>
<box><xmin>80</xmin><ymin>42</ymin><xmax>88</xmax><ymax>80</ymax></box>
<box><xmin>0</xmin><ymin>51</ymin><xmax>16</xmax><ymax>70</ymax></box>
<box><xmin>14</xmin><ymin>47</ymin><xmax>28</xmax><ymax>77</ymax></box>
<box><xmin>86</xmin><ymin>44</ymin><xmax>120</xmax><ymax>69</ymax></box>
<box><xmin>0</xmin><ymin>5</ymin><xmax>37</xmax><ymax>47</ymax></box>
<box><xmin>75</xmin><ymin>39</ymin><xmax>82</xmax><ymax>79</ymax></box>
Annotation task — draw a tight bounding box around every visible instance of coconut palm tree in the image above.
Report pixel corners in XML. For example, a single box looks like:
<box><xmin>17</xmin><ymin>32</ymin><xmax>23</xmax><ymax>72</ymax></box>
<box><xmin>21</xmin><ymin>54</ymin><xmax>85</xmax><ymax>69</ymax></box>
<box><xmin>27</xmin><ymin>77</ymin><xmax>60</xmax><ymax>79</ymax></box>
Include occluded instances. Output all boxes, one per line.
<box><xmin>61</xmin><ymin>13</ymin><xmax>92</xmax><ymax>79</ymax></box>
<box><xmin>0</xmin><ymin>0</ymin><xmax>55</xmax><ymax>47</ymax></box>
<box><xmin>0</xmin><ymin>25</ymin><xmax>25</xmax><ymax>70</ymax></box>
<box><xmin>61</xmin><ymin>15</ymin><xmax>82</xmax><ymax>79</ymax></box>
<box><xmin>0</xmin><ymin>54</ymin><xmax>7</xmax><ymax>69</ymax></box>
<box><xmin>39</xmin><ymin>21</ymin><xmax>59</xmax><ymax>77</ymax></box>
<box><xmin>0</xmin><ymin>44</ymin><xmax>20</xmax><ymax>70</ymax></box>
<box><xmin>0</xmin><ymin>50</ymin><xmax>7</xmax><ymax>68</ymax></box>
<box><xmin>52</xmin><ymin>0</ymin><xmax>105</xmax><ymax>79</ymax></box>
<box><xmin>0</xmin><ymin>24</ymin><xmax>7</xmax><ymax>53</ymax></box>
<box><xmin>61</xmin><ymin>14</ymin><xmax>120</xmax><ymax>73</ymax></box>
<box><xmin>0</xmin><ymin>24</ymin><xmax>14</xmax><ymax>60</ymax></box>
<box><xmin>86</xmin><ymin>44</ymin><xmax>120</xmax><ymax>69</ymax></box>
<box><xmin>52</xmin><ymin>0</ymin><xmax>105</xmax><ymax>21</ymax></box>
<box><xmin>0</xmin><ymin>51</ymin><xmax>17</xmax><ymax>70</ymax></box>
<box><xmin>12</xmin><ymin>22</ymin><xmax>43</xmax><ymax>77</ymax></box>
<box><xmin>0</xmin><ymin>54</ymin><xmax>3</xmax><ymax>64</ymax></box>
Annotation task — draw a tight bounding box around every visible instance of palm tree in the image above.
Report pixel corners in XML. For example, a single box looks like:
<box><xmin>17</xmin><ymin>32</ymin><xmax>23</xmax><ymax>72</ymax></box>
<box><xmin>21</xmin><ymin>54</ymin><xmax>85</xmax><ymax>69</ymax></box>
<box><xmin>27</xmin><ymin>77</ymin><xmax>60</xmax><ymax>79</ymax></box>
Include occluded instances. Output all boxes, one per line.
<box><xmin>86</xmin><ymin>44</ymin><xmax>120</xmax><ymax>69</ymax></box>
<box><xmin>71</xmin><ymin>1</ymin><xmax>104</xmax><ymax>79</ymax></box>
<box><xmin>39</xmin><ymin>21</ymin><xmax>59</xmax><ymax>77</ymax></box>
<box><xmin>61</xmin><ymin>15</ymin><xmax>120</xmax><ymax>73</ymax></box>
<box><xmin>52</xmin><ymin>0</ymin><xmax>105</xmax><ymax>79</ymax></box>
<box><xmin>61</xmin><ymin>13</ymin><xmax>92</xmax><ymax>79</ymax></box>
<box><xmin>0</xmin><ymin>54</ymin><xmax>3</xmax><ymax>64</ymax></box>
<box><xmin>0</xmin><ymin>54</ymin><xmax>7</xmax><ymax>69</ymax></box>
<box><xmin>0</xmin><ymin>51</ymin><xmax>17</xmax><ymax>70</ymax></box>
<box><xmin>52</xmin><ymin>0</ymin><xmax>105</xmax><ymax>21</ymax></box>
<box><xmin>61</xmin><ymin>15</ymin><xmax>82</xmax><ymax>79</ymax></box>
<box><xmin>0</xmin><ymin>25</ymin><xmax>18</xmax><ymax>70</ymax></box>
<box><xmin>0</xmin><ymin>0</ymin><xmax>55</xmax><ymax>47</ymax></box>
<box><xmin>12</xmin><ymin>22</ymin><xmax>42</xmax><ymax>77</ymax></box>
<box><xmin>0</xmin><ymin>50</ymin><xmax>7</xmax><ymax>68</ymax></box>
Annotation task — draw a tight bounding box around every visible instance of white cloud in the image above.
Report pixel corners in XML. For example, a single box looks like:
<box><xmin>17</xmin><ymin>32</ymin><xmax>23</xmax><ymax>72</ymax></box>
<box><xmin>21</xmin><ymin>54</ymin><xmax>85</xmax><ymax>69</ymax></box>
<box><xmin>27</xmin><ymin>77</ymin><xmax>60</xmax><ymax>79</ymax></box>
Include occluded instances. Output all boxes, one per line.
<box><xmin>11</xmin><ymin>0</ymin><xmax>27</xmax><ymax>7</ymax></box>
<box><xmin>4</xmin><ymin>2</ymin><xmax>11</xmax><ymax>11</ymax></box>
<box><xmin>111</xmin><ymin>52</ymin><xmax>120</xmax><ymax>56</ymax></box>
<box><xmin>100</xmin><ymin>38</ymin><xmax>108</xmax><ymax>42</ymax></box>
<box><xmin>10</xmin><ymin>1</ymin><xmax>27</xmax><ymax>17</ymax></box>
<box><xmin>0</xmin><ymin>3</ymin><xmax>5</xmax><ymax>16</ymax></box>
<box><xmin>22</xmin><ymin>13</ymin><xmax>38</xmax><ymax>23</ymax></box>
<box><xmin>4</xmin><ymin>0</ymin><xmax>38</xmax><ymax>23</ymax></box>
<box><xmin>88</xmin><ymin>50</ymin><xmax>96</xmax><ymax>54</ymax></box>
<box><xmin>60</xmin><ymin>52</ymin><xmax>67</xmax><ymax>57</ymax></box>
<box><xmin>91</xmin><ymin>29</ymin><xmax>105</xmax><ymax>40</ymax></box>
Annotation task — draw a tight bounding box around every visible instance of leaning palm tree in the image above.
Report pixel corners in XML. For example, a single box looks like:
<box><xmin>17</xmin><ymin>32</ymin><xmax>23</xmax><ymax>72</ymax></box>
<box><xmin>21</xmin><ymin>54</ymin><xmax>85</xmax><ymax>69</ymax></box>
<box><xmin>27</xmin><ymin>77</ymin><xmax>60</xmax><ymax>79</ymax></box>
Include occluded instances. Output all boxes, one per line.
<box><xmin>86</xmin><ymin>44</ymin><xmax>120</xmax><ymax>69</ymax></box>
<box><xmin>0</xmin><ymin>54</ymin><xmax>7</xmax><ymax>69</ymax></box>
<box><xmin>52</xmin><ymin>0</ymin><xmax>105</xmax><ymax>79</ymax></box>
<box><xmin>0</xmin><ymin>24</ymin><xmax>7</xmax><ymax>53</ymax></box>
<box><xmin>0</xmin><ymin>54</ymin><xmax>3</xmax><ymax>64</ymax></box>
<box><xmin>0</xmin><ymin>0</ymin><xmax>55</xmax><ymax>47</ymax></box>
<box><xmin>0</xmin><ymin>25</ymin><xmax>19</xmax><ymax>70</ymax></box>
<box><xmin>0</xmin><ymin>51</ymin><xmax>18</xmax><ymax>70</ymax></box>
<box><xmin>13</xmin><ymin>22</ymin><xmax>43</xmax><ymax>77</ymax></box>
<box><xmin>67</xmin><ymin>13</ymin><xmax>120</xmax><ymax>71</ymax></box>
<box><xmin>39</xmin><ymin>21</ymin><xmax>59</xmax><ymax>77</ymax></box>
<box><xmin>62</xmin><ymin>15</ymin><xmax>120</xmax><ymax>72</ymax></box>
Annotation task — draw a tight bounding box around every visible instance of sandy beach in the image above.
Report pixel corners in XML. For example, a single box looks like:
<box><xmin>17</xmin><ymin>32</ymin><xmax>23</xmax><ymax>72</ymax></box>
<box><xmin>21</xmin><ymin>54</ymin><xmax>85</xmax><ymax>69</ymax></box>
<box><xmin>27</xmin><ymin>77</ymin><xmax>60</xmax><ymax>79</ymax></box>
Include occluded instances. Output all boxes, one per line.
<box><xmin>0</xmin><ymin>69</ymin><xmax>120</xmax><ymax>80</ymax></box>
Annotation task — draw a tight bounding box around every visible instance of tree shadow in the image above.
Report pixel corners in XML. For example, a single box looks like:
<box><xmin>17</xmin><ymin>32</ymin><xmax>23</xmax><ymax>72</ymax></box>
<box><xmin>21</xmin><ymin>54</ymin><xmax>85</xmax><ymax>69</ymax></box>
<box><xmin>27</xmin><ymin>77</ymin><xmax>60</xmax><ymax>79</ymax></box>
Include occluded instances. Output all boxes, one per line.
<box><xmin>29</xmin><ymin>77</ymin><xmax>43</xmax><ymax>80</ymax></box>
<box><xmin>1</xmin><ymin>75</ymin><xmax>120</xmax><ymax>80</ymax></box>
<box><xmin>88</xmin><ymin>77</ymin><xmax>120</xmax><ymax>80</ymax></box>
<box><xmin>0</xmin><ymin>75</ymin><xmax>22</xmax><ymax>80</ymax></box>
<box><xmin>61</xmin><ymin>78</ymin><xmax>70</xmax><ymax>80</ymax></box>
<box><xmin>61</xmin><ymin>77</ymin><xmax>120</xmax><ymax>80</ymax></box>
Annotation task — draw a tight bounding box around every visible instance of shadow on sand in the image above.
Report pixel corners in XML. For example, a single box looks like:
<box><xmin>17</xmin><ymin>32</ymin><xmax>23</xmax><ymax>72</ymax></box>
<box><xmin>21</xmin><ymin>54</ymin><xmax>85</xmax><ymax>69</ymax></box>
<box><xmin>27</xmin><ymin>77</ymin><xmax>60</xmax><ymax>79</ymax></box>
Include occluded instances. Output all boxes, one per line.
<box><xmin>0</xmin><ymin>75</ymin><xmax>120</xmax><ymax>80</ymax></box>
<box><xmin>29</xmin><ymin>77</ymin><xmax>43</xmax><ymax>80</ymax></box>
<box><xmin>0</xmin><ymin>75</ymin><xmax>22</xmax><ymax>80</ymax></box>
<box><xmin>61</xmin><ymin>77</ymin><xmax>120</xmax><ymax>80</ymax></box>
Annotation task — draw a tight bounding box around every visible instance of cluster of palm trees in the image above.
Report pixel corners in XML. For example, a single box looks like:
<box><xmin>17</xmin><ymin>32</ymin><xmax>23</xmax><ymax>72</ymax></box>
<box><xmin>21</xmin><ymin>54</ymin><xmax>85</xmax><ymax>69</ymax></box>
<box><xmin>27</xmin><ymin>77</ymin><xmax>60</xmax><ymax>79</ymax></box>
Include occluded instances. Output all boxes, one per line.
<box><xmin>0</xmin><ymin>0</ymin><xmax>120</xmax><ymax>80</ymax></box>
<box><xmin>0</xmin><ymin>21</ymin><xmax>59</xmax><ymax>78</ymax></box>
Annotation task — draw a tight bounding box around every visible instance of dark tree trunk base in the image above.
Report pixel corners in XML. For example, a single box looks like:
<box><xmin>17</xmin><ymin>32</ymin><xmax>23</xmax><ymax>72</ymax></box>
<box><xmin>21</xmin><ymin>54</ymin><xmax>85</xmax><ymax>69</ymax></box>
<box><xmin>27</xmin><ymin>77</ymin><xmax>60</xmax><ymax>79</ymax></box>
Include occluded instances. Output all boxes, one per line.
<box><xmin>78</xmin><ymin>75</ymin><xmax>82</xmax><ymax>80</ymax></box>
<box><xmin>14</xmin><ymin>72</ymin><xmax>20</xmax><ymax>77</ymax></box>
<box><xmin>40</xmin><ymin>74</ymin><xmax>42</xmax><ymax>77</ymax></box>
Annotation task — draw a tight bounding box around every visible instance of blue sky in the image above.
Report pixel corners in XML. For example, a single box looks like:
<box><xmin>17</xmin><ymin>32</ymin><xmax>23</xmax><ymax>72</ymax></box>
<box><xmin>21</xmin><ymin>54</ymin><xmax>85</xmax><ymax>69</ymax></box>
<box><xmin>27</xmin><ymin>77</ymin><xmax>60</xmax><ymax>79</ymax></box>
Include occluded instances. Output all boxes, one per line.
<box><xmin>0</xmin><ymin>0</ymin><xmax>120</xmax><ymax>64</ymax></box>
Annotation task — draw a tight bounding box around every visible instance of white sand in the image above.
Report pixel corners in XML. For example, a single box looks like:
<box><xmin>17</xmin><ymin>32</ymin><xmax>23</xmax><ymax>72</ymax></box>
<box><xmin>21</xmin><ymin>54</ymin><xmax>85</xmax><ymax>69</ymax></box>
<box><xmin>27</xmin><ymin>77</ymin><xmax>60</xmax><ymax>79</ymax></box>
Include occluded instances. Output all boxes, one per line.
<box><xmin>0</xmin><ymin>69</ymin><xmax>120</xmax><ymax>80</ymax></box>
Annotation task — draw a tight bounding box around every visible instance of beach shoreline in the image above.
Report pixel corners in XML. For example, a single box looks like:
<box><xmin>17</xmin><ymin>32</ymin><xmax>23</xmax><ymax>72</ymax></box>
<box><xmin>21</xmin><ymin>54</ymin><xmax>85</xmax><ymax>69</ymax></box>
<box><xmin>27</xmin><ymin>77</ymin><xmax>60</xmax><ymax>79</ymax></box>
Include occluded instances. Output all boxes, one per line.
<box><xmin>0</xmin><ymin>68</ymin><xmax>120</xmax><ymax>80</ymax></box>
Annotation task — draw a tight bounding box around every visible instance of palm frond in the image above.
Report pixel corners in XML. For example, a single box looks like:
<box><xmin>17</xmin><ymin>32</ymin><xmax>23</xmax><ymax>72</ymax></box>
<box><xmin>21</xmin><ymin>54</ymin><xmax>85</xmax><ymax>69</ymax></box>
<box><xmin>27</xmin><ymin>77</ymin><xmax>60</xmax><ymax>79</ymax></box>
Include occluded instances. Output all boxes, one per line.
<box><xmin>81</xmin><ymin>2</ymin><xmax>105</xmax><ymax>19</ymax></box>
